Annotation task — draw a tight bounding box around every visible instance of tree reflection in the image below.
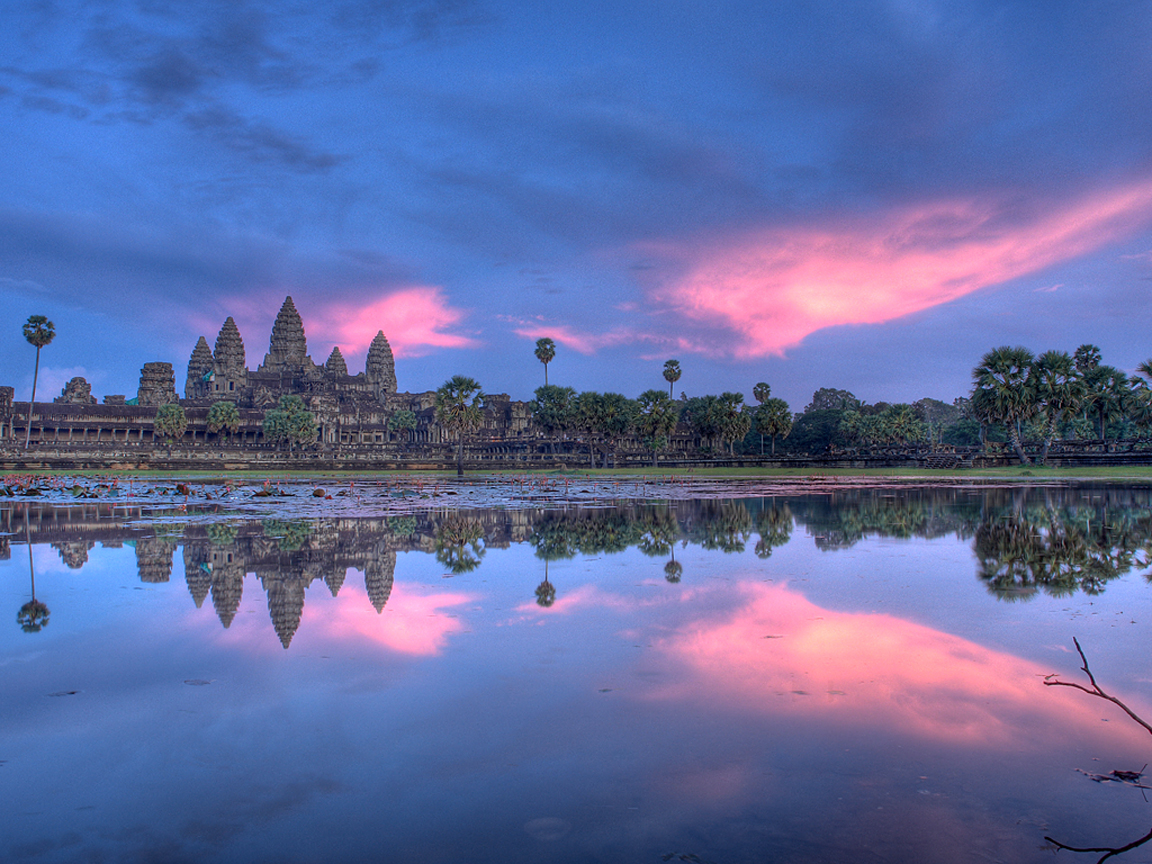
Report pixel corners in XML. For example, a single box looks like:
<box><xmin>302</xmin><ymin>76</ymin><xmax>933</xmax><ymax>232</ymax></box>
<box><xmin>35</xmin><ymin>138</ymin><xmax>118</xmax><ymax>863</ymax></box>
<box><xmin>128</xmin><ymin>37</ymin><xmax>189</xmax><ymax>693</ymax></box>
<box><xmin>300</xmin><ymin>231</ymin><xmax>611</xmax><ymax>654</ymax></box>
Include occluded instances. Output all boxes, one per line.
<box><xmin>434</xmin><ymin>514</ymin><xmax>486</xmax><ymax>574</ymax></box>
<box><xmin>17</xmin><ymin>512</ymin><xmax>48</xmax><ymax>633</ymax></box>
<box><xmin>976</xmin><ymin>504</ymin><xmax>1152</xmax><ymax>600</ymax></box>
<box><xmin>755</xmin><ymin>503</ymin><xmax>793</xmax><ymax>559</ymax></box>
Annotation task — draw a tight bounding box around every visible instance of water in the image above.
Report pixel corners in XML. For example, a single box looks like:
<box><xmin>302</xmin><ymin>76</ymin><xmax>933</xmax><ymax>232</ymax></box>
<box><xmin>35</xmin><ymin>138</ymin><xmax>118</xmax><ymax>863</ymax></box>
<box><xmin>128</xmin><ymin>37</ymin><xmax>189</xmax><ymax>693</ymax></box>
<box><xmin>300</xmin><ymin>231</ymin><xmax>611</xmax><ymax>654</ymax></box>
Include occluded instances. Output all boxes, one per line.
<box><xmin>4</xmin><ymin>484</ymin><xmax>1152</xmax><ymax>863</ymax></box>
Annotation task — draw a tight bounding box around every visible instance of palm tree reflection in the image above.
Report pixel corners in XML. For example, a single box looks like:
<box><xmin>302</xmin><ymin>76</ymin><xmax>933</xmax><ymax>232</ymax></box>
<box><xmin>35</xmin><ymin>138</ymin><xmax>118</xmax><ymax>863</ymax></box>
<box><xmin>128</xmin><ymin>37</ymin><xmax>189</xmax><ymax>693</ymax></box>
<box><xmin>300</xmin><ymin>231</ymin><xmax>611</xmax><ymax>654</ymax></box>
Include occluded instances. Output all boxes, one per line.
<box><xmin>17</xmin><ymin>514</ymin><xmax>48</xmax><ymax>633</ymax></box>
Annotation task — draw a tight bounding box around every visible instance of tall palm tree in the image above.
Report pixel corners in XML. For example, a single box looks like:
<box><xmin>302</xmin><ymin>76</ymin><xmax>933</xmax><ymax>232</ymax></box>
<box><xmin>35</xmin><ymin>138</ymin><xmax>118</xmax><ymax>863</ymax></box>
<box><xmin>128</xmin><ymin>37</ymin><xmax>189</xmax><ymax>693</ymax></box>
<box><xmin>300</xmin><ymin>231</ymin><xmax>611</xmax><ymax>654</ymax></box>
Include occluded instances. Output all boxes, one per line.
<box><xmin>534</xmin><ymin>338</ymin><xmax>556</xmax><ymax>386</ymax></box>
<box><xmin>752</xmin><ymin>382</ymin><xmax>771</xmax><ymax>404</ymax></box>
<box><xmin>971</xmin><ymin>345</ymin><xmax>1035</xmax><ymax>464</ymax></box>
<box><xmin>434</xmin><ymin>375</ymin><xmax>484</xmax><ymax>476</ymax></box>
<box><xmin>663</xmin><ymin>359</ymin><xmax>682</xmax><ymax>398</ymax></box>
<box><xmin>22</xmin><ymin>315</ymin><xmax>55</xmax><ymax>450</ymax></box>
<box><xmin>1029</xmin><ymin>350</ymin><xmax>1084</xmax><ymax>463</ymax></box>
<box><xmin>17</xmin><ymin>512</ymin><xmax>49</xmax><ymax>633</ymax></box>
<box><xmin>1084</xmin><ymin>365</ymin><xmax>1129</xmax><ymax>440</ymax></box>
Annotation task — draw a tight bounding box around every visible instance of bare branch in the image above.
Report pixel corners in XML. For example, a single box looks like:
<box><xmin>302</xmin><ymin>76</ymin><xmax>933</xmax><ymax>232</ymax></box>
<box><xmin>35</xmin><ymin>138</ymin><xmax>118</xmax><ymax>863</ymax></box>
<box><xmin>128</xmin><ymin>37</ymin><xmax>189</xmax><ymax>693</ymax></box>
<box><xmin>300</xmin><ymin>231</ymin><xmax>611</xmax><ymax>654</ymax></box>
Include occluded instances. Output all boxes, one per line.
<box><xmin>1043</xmin><ymin>637</ymin><xmax>1152</xmax><ymax>737</ymax></box>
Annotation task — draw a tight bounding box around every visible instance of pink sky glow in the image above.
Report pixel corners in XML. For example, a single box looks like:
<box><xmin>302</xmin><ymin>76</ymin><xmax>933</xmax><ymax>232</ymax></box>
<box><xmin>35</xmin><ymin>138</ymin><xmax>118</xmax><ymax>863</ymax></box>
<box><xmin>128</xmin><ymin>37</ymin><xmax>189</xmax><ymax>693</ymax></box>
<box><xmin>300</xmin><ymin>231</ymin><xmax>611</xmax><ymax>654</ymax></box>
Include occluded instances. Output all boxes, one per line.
<box><xmin>311</xmin><ymin>287</ymin><xmax>478</xmax><ymax>359</ymax></box>
<box><xmin>650</xmin><ymin>178</ymin><xmax>1152</xmax><ymax>357</ymax></box>
<box><xmin>644</xmin><ymin>582</ymin><xmax>1150</xmax><ymax>749</ymax></box>
<box><xmin>302</xmin><ymin>581</ymin><xmax>474</xmax><ymax>655</ymax></box>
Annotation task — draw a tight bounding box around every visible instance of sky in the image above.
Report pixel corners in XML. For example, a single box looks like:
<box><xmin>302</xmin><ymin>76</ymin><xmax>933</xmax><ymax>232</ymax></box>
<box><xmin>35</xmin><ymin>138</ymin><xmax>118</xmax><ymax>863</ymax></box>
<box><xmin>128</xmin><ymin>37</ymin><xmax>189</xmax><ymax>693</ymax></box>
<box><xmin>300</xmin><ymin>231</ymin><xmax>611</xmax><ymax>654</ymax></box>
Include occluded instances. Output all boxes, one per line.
<box><xmin>3</xmin><ymin>0</ymin><xmax>1152</xmax><ymax>411</ymax></box>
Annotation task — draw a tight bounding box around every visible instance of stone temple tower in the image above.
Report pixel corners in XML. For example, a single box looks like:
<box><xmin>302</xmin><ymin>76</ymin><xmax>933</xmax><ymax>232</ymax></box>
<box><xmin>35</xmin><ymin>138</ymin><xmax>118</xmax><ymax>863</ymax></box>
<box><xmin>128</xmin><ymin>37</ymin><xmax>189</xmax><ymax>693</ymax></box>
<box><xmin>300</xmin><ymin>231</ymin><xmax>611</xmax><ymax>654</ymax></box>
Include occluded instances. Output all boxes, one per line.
<box><xmin>211</xmin><ymin>317</ymin><xmax>247</xmax><ymax>397</ymax></box>
<box><xmin>260</xmin><ymin>296</ymin><xmax>313</xmax><ymax>374</ymax></box>
<box><xmin>365</xmin><ymin>331</ymin><xmax>397</xmax><ymax>397</ymax></box>
<box><xmin>185</xmin><ymin>337</ymin><xmax>214</xmax><ymax>399</ymax></box>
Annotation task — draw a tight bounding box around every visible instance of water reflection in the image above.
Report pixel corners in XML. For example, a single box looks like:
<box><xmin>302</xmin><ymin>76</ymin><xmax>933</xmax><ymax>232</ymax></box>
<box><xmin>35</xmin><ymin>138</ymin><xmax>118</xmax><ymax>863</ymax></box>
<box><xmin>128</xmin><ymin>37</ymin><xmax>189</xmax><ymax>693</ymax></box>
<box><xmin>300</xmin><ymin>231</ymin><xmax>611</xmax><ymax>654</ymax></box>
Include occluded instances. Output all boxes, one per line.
<box><xmin>6</xmin><ymin>486</ymin><xmax>1152</xmax><ymax>647</ymax></box>
<box><xmin>5</xmin><ymin>487</ymin><xmax>1152</xmax><ymax>863</ymax></box>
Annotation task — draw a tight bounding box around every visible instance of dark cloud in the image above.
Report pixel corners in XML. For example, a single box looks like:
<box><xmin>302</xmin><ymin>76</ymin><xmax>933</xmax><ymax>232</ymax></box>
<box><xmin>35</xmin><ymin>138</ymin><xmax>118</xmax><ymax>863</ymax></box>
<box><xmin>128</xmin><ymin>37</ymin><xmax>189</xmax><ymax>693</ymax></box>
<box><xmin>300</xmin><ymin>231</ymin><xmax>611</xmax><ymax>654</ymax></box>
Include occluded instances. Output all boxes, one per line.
<box><xmin>182</xmin><ymin>106</ymin><xmax>344</xmax><ymax>172</ymax></box>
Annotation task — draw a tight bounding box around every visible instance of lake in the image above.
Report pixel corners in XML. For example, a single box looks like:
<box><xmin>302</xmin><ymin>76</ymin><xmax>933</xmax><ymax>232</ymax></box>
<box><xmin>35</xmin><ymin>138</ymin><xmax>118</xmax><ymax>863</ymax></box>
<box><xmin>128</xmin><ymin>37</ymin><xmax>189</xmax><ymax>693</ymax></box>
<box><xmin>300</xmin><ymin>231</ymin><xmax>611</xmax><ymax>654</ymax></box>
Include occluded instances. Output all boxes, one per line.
<box><xmin>4</xmin><ymin>481</ymin><xmax>1152</xmax><ymax>863</ymax></box>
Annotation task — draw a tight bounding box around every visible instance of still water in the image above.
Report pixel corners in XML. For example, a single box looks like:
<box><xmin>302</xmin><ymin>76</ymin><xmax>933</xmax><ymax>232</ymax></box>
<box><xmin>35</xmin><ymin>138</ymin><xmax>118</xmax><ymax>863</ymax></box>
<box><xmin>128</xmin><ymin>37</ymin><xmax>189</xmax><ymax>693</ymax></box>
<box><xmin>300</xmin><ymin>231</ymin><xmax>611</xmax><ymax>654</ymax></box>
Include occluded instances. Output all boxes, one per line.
<box><xmin>4</xmin><ymin>484</ymin><xmax>1152</xmax><ymax>863</ymax></box>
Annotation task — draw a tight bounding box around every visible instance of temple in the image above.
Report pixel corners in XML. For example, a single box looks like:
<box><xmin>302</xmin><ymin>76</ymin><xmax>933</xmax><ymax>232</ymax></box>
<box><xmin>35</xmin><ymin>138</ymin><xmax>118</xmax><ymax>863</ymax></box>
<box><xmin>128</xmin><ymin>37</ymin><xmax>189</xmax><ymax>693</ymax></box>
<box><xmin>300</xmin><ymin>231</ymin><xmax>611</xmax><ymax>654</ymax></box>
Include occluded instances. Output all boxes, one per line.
<box><xmin>0</xmin><ymin>295</ymin><xmax>544</xmax><ymax>465</ymax></box>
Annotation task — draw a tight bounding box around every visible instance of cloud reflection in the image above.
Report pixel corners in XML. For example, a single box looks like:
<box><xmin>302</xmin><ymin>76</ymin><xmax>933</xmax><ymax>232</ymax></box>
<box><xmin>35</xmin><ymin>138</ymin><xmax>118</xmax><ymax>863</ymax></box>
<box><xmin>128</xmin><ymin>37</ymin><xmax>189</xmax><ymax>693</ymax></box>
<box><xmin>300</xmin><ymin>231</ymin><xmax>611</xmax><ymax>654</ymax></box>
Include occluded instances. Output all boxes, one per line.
<box><xmin>302</xmin><ymin>582</ymin><xmax>473</xmax><ymax>655</ymax></box>
<box><xmin>649</xmin><ymin>582</ymin><xmax>1151</xmax><ymax>749</ymax></box>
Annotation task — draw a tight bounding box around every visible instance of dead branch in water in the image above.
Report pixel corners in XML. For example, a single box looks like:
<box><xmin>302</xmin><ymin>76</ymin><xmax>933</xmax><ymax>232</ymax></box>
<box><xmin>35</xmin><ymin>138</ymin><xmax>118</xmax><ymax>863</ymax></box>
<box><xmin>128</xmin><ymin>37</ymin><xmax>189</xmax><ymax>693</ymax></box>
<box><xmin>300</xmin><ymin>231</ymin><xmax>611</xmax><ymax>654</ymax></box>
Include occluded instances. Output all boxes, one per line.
<box><xmin>1044</xmin><ymin>827</ymin><xmax>1152</xmax><ymax>864</ymax></box>
<box><xmin>1044</xmin><ymin>637</ymin><xmax>1152</xmax><ymax>737</ymax></box>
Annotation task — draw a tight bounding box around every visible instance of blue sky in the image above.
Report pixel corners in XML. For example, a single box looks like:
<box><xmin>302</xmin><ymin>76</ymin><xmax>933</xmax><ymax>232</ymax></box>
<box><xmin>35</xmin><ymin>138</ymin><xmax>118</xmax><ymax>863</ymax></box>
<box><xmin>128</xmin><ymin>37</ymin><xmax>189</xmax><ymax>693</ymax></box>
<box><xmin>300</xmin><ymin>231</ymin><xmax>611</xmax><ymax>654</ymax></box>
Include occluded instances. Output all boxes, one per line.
<box><xmin>3</xmin><ymin>0</ymin><xmax>1152</xmax><ymax>410</ymax></box>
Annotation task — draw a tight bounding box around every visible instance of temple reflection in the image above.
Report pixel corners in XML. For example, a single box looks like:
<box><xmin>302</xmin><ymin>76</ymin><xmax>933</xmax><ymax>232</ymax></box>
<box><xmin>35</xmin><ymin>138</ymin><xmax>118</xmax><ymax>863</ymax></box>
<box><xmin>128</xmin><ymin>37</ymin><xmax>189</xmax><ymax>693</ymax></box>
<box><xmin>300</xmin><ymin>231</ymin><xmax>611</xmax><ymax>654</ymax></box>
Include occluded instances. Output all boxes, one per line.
<box><xmin>7</xmin><ymin>485</ymin><xmax>1152</xmax><ymax>646</ymax></box>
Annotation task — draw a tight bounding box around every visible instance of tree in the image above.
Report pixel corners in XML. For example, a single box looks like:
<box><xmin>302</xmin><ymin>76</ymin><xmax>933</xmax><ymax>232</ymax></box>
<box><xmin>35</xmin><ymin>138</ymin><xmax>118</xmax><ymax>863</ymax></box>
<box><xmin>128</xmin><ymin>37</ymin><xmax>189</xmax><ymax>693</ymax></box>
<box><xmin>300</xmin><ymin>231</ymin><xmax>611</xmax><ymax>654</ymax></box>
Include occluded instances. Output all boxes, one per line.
<box><xmin>22</xmin><ymin>315</ymin><xmax>55</xmax><ymax>450</ymax></box>
<box><xmin>262</xmin><ymin>395</ymin><xmax>316</xmax><ymax>453</ymax></box>
<box><xmin>971</xmin><ymin>346</ymin><xmax>1036</xmax><ymax>464</ymax></box>
<box><xmin>262</xmin><ymin>408</ymin><xmax>291</xmax><ymax>450</ymax></box>
<box><xmin>663</xmin><ymin>359</ymin><xmax>682</xmax><ymax>398</ymax></box>
<box><xmin>683</xmin><ymin>396</ymin><xmax>722</xmax><ymax>451</ymax></box>
<box><xmin>154</xmin><ymin>403</ymin><xmax>188</xmax><ymax>456</ymax></box>
<box><xmin>206</xmin><ymin>400</ymin><xmax>241</xmax><ymax>445</ymax></box>
<box><xmin>1083</xmin><ymin>365</ymin><xmax>1129</xmax><ymax>440</ymax></box>
<box><xmin>752</xmin><ymin>382</ymin><xmax>771</xmax><ymax>404</ymax></box>
<box><xmin>715</xmin><ymin>393</ymin><xmax>751</xmax><ymax>454</ymax></box>
<box><xmin>804</xmin><ymin>388</ymin><xmax>861</xmax><ymax>413</ymax></box>
<box><xmin>755</xmin><ymin>398</ymin><xmax>793</xmax><ymax>454</ymax></box>
<box><xmin>534</xmin><ymin>338</ymin><xmax>556</xmax><ymax>386</ymax></box>
<box><xmin>1073</xmin><ymin>343</ymin><xmax>1101</xmax><ymax>373</ymax></box>
<box><xmin>435</xmin><ymin>375</ymin><xmax>484</xmax><ymax>476</ymax></box>
<box><xmin>594</xmin><ymin>392</ymin><xmax>638</xmax><ymax>467</ymax></box>
<box><xmin>388</xmin><ymin>409</ymin><xmax>417</xmax><ymax>444</ymax></box>
<box><xmin>1029</xmin><ymin>350</ymin><xmax>1084</xmax><ymax>463</ymax></box>
<box><xmin>17</xmin><ymin>514</ymin><xmax>48</xmax><ymax>633</ymax></box>
<box><xmin>530</xmin><ymin>385</ymin><xmax>576</xmax><ymax>451</ymax></box>
<box><xmin>636</xmin><ymin>389</ymin><xmax>678</xmax><ymax>466</ymax></box>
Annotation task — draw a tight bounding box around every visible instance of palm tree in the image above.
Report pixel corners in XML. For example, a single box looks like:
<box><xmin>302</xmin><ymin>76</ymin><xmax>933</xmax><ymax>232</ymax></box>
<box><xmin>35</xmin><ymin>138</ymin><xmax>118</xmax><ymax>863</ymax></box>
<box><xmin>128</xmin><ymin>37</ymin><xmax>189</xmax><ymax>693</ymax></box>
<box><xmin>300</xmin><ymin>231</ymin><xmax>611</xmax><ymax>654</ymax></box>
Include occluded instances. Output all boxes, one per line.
<box><xmin>22</xmin><ymin>315</ymin><xmax>55</xmax><ymax>449</ymax></box>
<box><xmin>206</xmin><ymin>400</ymin><xmax>241</xmax><ymax>445</ymax></box>
<box><xmin>755</xmin><ymin>398</ymin><xmax>793</xmax><ymax>455</ymax></box>
<box><xmin>1029</xmin><ymin>350</ymin><xmax>1084</xmax><ymax>463</ymax></box>
<box><xmin>534</xmin><ymin>338</ymin><xmax>556</xmax><ymax>386</ymax></box>
<box><xmin>636</xmin><ymin>389</ymin><xmax>678</xmax><ymax>466</ymax></box>
<box><xmin>1083</xmin><ymin>365</ymin><xmax>1129</xmax><ymax>440</ymax></box>
<box><xmin>753</xmin><ymin>382</ymin><xmax>771</xmax><ymax>404</ymax></box>
<box><xmin>663</xmin><ymin>359</ymin><xmax>682</xmax><ymax>398</ymax></box>
<box><xmin>971</xmin><ymin>345</ymin><xmax>1036</xmax><ymax>464</ymax></box>
<box><xmin>154</xmin><ymin>403</ymin><xmax>188</xmax><ymax>457</ymax></box>
<box><xmin>435</xmin><ymin>375</ymin><xmax>484</xmax><ymax>476</ymax></box>
<box><xmin>17</xmin><ymin>513</ymin><xmax>48</xmax><ymax>633</ymax></box>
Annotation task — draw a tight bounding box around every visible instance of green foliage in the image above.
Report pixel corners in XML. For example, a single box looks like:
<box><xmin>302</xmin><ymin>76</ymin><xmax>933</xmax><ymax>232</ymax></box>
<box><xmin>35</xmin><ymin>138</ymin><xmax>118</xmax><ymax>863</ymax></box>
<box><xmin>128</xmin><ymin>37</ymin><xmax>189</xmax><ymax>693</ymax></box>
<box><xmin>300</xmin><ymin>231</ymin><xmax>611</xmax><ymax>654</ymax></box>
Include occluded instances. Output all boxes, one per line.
<box><xmin>261</xmin><ymin>519</ymin><xmax>312</xmax><ymax>551</ymax></box>
<box><xmin>782</xmin><ymin>408</ymin><xmax>849</xmax><ymax>454</ymax></box>
<box><xmin>804</xmin><ymin>388</ymin><xmax>861</xmax><ymax>413</ymax></box>
<box><xmin>530</xmin><ymin>385</ymin><xmax>576</xmax><ymax>437</ymax></box>
<box><xmin>22</xmin><ymin>315</ymin><xmax>55</xmax><ymax>350</ymax></box>
<box><xmin>683</xmin><ymin>393</ymin><xmax>750</xmax><ymax>454</ymax></box>
<box><xmin>971</xmin><ymin>345</ymin><xmax>1035</xmax><ymax>463</ymax></box>
<box><xmin>435</xmin><ymin>515</ymin><xmax>486</xmax><ymax>573</ymax></box>
<box><xmin>154</xmin><ymin>403</ymin><xmax>188</xmax><ymax>444</ymax></box>
<box><xmin>388</xmin><ymin>409</ymin><xmax>417</xmax><ymax>440</ymax></box>
<box><xmin>206</xmin><ymin>400</ymin><xmax>241</xmax><ymax>442</ymax></box>
<box><xmin>840</xmin><ymin>404</ymin><xmax>924</xmax><ymax>446</ymax></box>
<box><xmin>636</xmin><ymin>389</ymin><xmax>678</xmax><ymax>463</ymax></box>
<box><xmin>662</xmin><ymin>359</ymin><xmax>682</xmax><ymax>397</ymax></box>
<box><xmin>752</xmin><ymin>382</ymin><xmax>771</xmax><ymax>404</ymax></box>
<box><xmin>17</xmin><ymin>599</ymin><xmax>50</xmax><ymax>633</ymax></box>
<box><xmin>534</xmin><ymin>337</ymin><xmax>556</xmax><ymax>385</ymax></box>
<box><xmin>263</xmin><ymin>395</ymin><xmax>317</xmax><ymax>451</ymax></box>
<box><xmin>435</xmin><ymin>375</ymin><xmax>484</xmax><ymax>474</ymax></box>
<box><xmin>754</xmin><ymin>397</ymin><xmax>792</xmax><ymax>454</ymax></box>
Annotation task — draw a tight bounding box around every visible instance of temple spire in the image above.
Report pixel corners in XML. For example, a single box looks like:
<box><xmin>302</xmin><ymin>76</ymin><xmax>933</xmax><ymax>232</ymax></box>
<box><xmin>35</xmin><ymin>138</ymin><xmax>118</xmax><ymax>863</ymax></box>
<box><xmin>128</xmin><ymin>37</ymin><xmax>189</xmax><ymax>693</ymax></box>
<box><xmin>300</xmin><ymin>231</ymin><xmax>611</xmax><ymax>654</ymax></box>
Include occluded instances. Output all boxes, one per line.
<box><xmin>261</xmin><ymin>296</ymin><xmax>310</xmax><ymax>372</ymax></box>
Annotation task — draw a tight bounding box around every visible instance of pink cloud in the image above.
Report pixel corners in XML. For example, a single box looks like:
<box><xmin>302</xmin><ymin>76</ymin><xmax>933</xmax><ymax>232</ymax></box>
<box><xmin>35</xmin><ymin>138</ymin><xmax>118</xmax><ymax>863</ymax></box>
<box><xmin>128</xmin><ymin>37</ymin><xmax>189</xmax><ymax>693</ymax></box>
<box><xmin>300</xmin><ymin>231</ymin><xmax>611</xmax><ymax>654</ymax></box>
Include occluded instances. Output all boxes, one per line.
<box><xmin>303</xmin><ymin>582</ymin><xmax>474</xmax><ymax>655</ymax></box>
<box><xmin>514</xmin><ymin>323</ymin><xmax>637</xmax><ymax>356</ymax></box>
<box><xmin>648</xmin><ymin>582</ymin><xmax>1150</xmax><ymax>749</ymax></box>
<box><xmin>310</xmin><ymin>287</ymin><xmax>478</xmax><ymax>359</ymax></box>
<box><xmin>647</xmin><ymin>178</ymin><xmax>1152</xmax><ymax>357</ymax></box>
